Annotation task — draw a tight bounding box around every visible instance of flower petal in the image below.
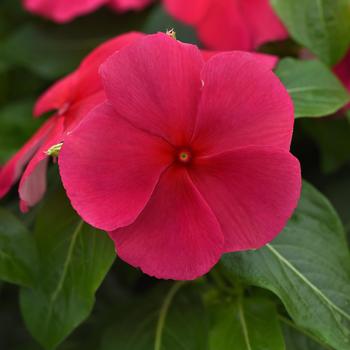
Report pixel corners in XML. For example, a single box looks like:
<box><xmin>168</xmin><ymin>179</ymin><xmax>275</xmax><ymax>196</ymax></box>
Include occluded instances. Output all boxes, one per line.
<box><xmin>59</xmin><ymin>102</ymin><xmax>173</xmax><ymax>231</ymax></box>
<box><xmin>18</xmin><ymin>117</ymin><xmax>64</xmax><ymax>212</ymax></box>
<box><xmin>63</xmin><ymin>90</ymin><xmax>106</xmax><ymax>132</ymax></box>
<box><xmin>34</xmin><ymin>72</ymin><xmax>79</xmax><ymax>117</ymax></box>
<box><xmin>110</xmin><ymin>167</ymin><xmax>224</xmax><ymax>280</ymax></box>
<box><xmin>75</xmin><ymin>32</ymin><xmax>145</xmax><ymax>101</ymax></box>
<box><xmin>80</xmin><ymin>31</ymin><xmax>145</xmax><ymax>70</ymax></box>
<box><xmin>190</xmin><ymin>146</ymin><xmax>301</xmax><ymax>252</ymax></box>
<box><xmin>181</xmin><ymin>0</ymin><xmax>287</xmax><ymax>51</ymax></box>
<box><xmin>0</xmin><ymin>118</ymin><xmax>55</xmax><ymax>198</ymax></box>
<box><xmin>23</xmin><ymin>0</ymin><xmax>107</xmax><ymax>23</ymax></box>
<box><xmin>35</xmin><ymin>32</ymin><xmax>143</xmax><ymax>117</ymax></box>
<box><xmin>201</xmin><ymin>50</ymin><xmax>278</xmax><ymax>67</ymax></box>
<box><xmin>241</xmin><ymin>0</ymin><xmax>287</xmax><ymax>49</ymax></box>
<box><xmin>109</xmin><ymin>0</ymin><xmax>152</xmax><ymax>11</ymax></box>
<box><xmin>192</xmin><ymin>52</ymin><xmax>294</xmax><ymax>155</ymax></box>
<box><xmin>196</xmin><ymin>0</ymin><xmax>252</xmax><ymax>50</ymax></box>
<box><xmin>163</xmin><ymin>0</ymin><xmax>211</xmax><ymax>24</ymax></box>
<box><xmin>100</xmin><ymin>33</ymin><xmax>204</xmax><ymax>145</ymax></box>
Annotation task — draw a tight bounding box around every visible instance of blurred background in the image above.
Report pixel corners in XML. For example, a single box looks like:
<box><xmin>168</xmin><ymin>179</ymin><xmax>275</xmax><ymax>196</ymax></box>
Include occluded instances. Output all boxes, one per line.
<box><xmin>0</xmin><ymin>0</ymin><xmax>349</xmax><ymax>349</ymax></box>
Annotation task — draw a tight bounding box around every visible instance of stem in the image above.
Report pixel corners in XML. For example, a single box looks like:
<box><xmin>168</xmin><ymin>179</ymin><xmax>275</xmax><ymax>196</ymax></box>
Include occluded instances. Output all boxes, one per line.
<box><xmin>238</xmin><ymin>295</ymin><xmax>252</xmax><ymax>350</ymax></box>
<box><xmin>154</xmin><ymin>282</ymin><xmax>185</xmax><ymax>350</ymax></box>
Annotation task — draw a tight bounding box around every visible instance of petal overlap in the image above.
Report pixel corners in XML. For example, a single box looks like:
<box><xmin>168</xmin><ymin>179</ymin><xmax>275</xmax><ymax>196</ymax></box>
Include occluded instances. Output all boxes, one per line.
<box><xmin>190</xmin><ymin>147</ymin><xmax>301</xmax><ymax>251</ymax></box>
<box><xmin>110</xmin><ymin>167</ymin><xmax>224</xmax><ymax>280</ymax></box>
<box><xmin>0</xmin><ymin>32</ymin><xmax>143</xmax><ymax>211</ymax></box>
<box><xmin>19</xmin><ymin>117</ymin><xmax>64</xmax><ymax>212</ymax></box>
<box><xmin>0</xmin><ymin>118</ymin><xmax>55</xmax><ymax>198</ymax></box>
<box><xmin>101</xmin><ymin>33</ymin><xmax>204</xmax><ymax>145</ymax></box>
<box><xmin>192</xmin><ymin>52</ymin><xmax>294</xmax><ymax>155</ymax></box>
<box><xmin>59</xmin><ymin>102</ymin><xmax>174</xmax><ymax>231</ymax></box>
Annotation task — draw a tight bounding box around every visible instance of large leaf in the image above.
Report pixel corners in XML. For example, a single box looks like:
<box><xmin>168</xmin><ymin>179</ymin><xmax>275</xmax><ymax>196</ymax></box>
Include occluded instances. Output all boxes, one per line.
<box><xmin>0</xmin><ymin>10</ymin><xmax>149</xmax><ymax>80</ymax></box>
<box><xmin>20</xmin><ymin>191</ymin><xmax>116</xmax><ymax>350</ymax></box>
<box><xmin>282</xmin><ymin>320</ymin><xmax>330</xmax><ymax>350</ymax></box>
<box><xmin>209</xmin><ymin>297</ymin><xmax>285</xmax><ymax>350</ymax></box>
<box><xmin>222</xmin><ymin>182</ymin><xmax>350</xmax><ymax>350</ymax></box>
<box><xmin>101</xmin><ymin>284</ymin><xmax>209</xmax><ymax>350</ymax></box>
<box><xmin>270</xmin><ymin>0</ymin><xmax>350</xmax><ymax>65</ymax></box>
<box><xmin>0</xmin><ymin>24</ymin><xmax>103</xmax><ymax>79</ymax></box>
<box><xmin>0</xmin><ymin>208</ymin><xmax>37</xmax><ymax>287</ymax></box>
<box><xmin>276</xmin><ymin>58</ymin><xmax>350</xmax><ymax>118</ymax></box>
<box><xmin>0</xmin><ymin>0</ymin><xmax>29</xmax><ymax>38</ymax></box>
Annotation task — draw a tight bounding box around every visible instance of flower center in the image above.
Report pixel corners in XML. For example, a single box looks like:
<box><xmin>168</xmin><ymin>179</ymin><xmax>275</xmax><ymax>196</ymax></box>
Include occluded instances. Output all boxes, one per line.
<box><xmin>177</xmin><ymin>149</ymin><xmax>192</xmax><ymax>164</ymax></box>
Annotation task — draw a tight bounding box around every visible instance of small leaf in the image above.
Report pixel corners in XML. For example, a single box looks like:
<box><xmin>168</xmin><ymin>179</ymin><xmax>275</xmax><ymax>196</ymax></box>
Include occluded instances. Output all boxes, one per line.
<box><xmin>209</xmin><ymin>297</ymin><xmax>285</xmax><ymax>350</ymax></box>
<box><xmin>222</xmin><ymin>182</ymin><xmax>350</xmax><ymax>350</ymax></box>
<box><xmin>270</xmin><ymin>0</ymin><xmax>350</xmax><ymax>65</ymax></box>
<box><xmin>0</xmin><ymin>208</ymin><xmax>37</xmax><ymax>287</ymax></box>
<box><xmin>276</xmin><ymin>58</ymin><xmax>350</xmax><ymax>118</ymax></box>
<box><xmin>20</xmin><ymin>191</ymin><xmax>115</xmax><ymax>350</ymax></box>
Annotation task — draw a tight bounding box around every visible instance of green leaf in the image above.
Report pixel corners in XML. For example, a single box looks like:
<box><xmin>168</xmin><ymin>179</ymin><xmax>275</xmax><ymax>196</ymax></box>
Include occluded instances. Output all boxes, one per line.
<box><xmin>281</xmin><ymin>318</ymin><xmax>331</xmax><ymax>350</ymax></box>
<box><xmin>20</xmin><ymin>191</ymin><xmax>115</xmax><ymax>350</ymax></box>
<box><xmin>270</xmin><ymin>0</ymin><xmax>350</xmax><ymax>65</ymax></box>
<box><xmin>101</xmin><ymin>283</ymin><xmax>209</xmax><ymax>350</ymax></box>
<box><xmin>0</xmin><ymin>59</ymin><xmax>9</xmax><ymax>74</ymax></box>
<box><xmin>0</xmin><ymin>208</ymin><xmax>37</xmax><ymax>287</ymax></box>
<box><xmin>0</xmin><ymin>100</ymin><xmax>42</xmax><ymax>163</ymax></box>
<box><xmin>0</xmin><ymin>24</ymin><xmax>102</xmax><ymax>79</ymax></box>
<box><xmin>319</xmin><ymin>167</ymin><xmax>350</xmax><ymax>235</ymax></box>
<box><xmin>0</xmin><ymin>0</ymin><xmax>29</xmax><ymax>39</ymax></box>
<box><xmin>302</xmin><ymin>117</ymin><xmax>350</xmax><ymax>173</ymax></box>
<box><xmin>209</xmin><ymin>297</ymin><xmax>285</xmax><ymax>350</ymax></box>
<box><xmin>276</xmin><ymin>58</ymin><xmax>350</xmax><ymax>118</ymax></box>
<box><xmin>0</xmin><ymin>10</ymin><xmax>150</xmax><ymax>80</ymax></box>
<box><xmin>222</xmin><ymin>182</ymin><xmax>350</xmax><ymax>350</ymax></box>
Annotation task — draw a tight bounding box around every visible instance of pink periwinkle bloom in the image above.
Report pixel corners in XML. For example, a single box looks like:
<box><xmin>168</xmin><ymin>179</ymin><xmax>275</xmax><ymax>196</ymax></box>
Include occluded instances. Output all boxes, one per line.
<box><xmin>59</xmin><ymin>33</ymin><xmax>301</xmax><ymax>280</ymax></box>
<box><xmin>334</xmin><ymin>49</ymin><xmax>350</xmax><ymax>111</ymax></box>
<box><xmin>164</xmin><ymin>0</ymin><xmax>288</xmax><ymax>51</ymax></box>
<box><xmin>0</xmin><ymin>32</ymin><xmax>143</xmax><ymax>212</ymax></box>
<box><xmin>23</xmin><ymin>0</ymin><xmax>152</xmax><ymax>23</ymax></box>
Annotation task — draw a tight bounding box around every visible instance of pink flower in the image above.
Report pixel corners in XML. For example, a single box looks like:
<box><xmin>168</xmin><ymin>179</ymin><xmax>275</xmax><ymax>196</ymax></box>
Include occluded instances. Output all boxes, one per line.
<box><xmin>0</xmin><ymin>32</ymin><xmax>143</xmax><ymax>211</ymax></box>
<box><xmin>59</xmin><ymin>33</ymin><xmax>301</xmax><ymax>280</ymax></box>
<box><xmin>109</xmin><ymin>0</ymin><xmax>153</xmax><ymax>12</ymax></box>
<box><xmin>23</xmin><ymin>0</ymin><xmax>152</xmax><ymax>23</ymax></box>
<box><xmin>164</xmin><ymin>0</ymin><xmax>288</xmax><ymax>51</ymax></box>
<box><xmin>334</xmin><ymin>49</ymin><xmax>350</xmax><ymax>111</ymax></box>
